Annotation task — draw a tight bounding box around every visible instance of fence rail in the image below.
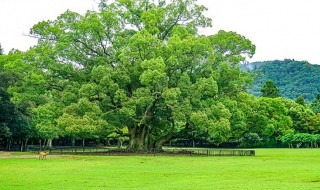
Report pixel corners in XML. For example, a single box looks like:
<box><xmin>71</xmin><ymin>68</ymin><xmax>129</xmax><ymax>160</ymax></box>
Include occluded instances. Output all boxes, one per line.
<box><xmin>172</xmin><ymin>149</ymin><xmax>256</xmax><ymax>156</ymax></box>
<box><xmin>26</xmin><ymin>145</ymin><xmax>255</xmax><ymax>156</ymax></box>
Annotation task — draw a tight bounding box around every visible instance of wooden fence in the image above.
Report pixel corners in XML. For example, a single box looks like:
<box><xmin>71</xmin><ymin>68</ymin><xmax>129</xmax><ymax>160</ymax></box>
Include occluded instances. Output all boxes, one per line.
<box><xmin>26</xmin><ymin>145</ymin><xmax>255</xmax><ymax>156</ymax></box>
<box><xmin>169</xmin><ymin>149</ymin><xmax>256</xmax><ymax>156</ymax></box>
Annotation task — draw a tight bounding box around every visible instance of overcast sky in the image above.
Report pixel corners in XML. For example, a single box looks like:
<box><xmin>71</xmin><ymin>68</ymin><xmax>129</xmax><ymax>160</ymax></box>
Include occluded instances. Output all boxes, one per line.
<box><xmin>0</xmin><ymin>0</ymin><xmax>319</xmax><ymax>64</ymax></box>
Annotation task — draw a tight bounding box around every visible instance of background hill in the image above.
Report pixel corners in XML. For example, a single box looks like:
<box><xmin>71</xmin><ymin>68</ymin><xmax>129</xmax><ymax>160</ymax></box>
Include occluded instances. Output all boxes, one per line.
<box><xmin>242</xmin><ymin>59</ymin><xmax>320</xmax><ymax>102</ymax></box>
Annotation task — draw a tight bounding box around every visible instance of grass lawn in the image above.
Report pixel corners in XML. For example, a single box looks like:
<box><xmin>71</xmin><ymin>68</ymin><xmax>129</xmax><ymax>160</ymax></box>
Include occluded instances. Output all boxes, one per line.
<box><xmin>0</xmin><ymin>149</ymin><xmax>319</xmax><ymax>190</ymax></box>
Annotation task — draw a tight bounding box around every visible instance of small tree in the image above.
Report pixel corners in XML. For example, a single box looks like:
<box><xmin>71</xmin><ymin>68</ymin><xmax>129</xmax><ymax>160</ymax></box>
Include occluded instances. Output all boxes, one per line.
<box><xmin>58</xmin><ymin>98</ymin><xmax>110</xmax><ymax>147</ymax></box>
<box><xmin>261</xmin><ymin>80</ymin><xmax>280</xmax><ymax>98</ymax></box>
<box><xmin>281</xmin><ymin>133</ymin><xmax>294</xmax><ymax>148</ymax></box>
<box><xmin>295</xmin><ymin>96</ymin><xmax>305</xmax><ymax>106</ymax></box>
<box><xmin>241</xmin><ymin>133</ymin><xmax>261</xmax><ymax>147</ymax></box>
<box><xmin>310</xmin><ymin>94</ymin><xmax>320</xmax><ymax>114</ymax></box>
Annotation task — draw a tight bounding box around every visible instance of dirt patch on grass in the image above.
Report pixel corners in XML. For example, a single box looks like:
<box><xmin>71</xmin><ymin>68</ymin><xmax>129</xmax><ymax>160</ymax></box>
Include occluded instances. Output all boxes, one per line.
<box><xmin>0</xmin><ymin>151</ymin><xmax>13</xmax><ymax>158</ymax></box>
<box><xmin>0</xmin><ymin>151</ymin><xmax>66</xmax><ymax>159</ymax></box>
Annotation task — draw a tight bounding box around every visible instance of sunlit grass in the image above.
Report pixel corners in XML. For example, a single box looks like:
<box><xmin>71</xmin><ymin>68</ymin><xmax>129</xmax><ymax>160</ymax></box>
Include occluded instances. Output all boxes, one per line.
<box><xmin>0</xmin><ymin>149</ymin><xmax>319</xmax><ymax>190</ymax></box>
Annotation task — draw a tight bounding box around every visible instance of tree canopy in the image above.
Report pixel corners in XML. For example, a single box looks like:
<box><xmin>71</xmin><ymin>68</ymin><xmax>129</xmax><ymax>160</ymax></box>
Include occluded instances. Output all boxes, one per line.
<box><xmin>260</xmin><ymin>80</ymin><xmax>280</xmax><ymax>98</ymax></box>
<box><xmin>3</xmin><ymin>0</ymin><xmax>257</xmax><ymax>149</ymax></box>
<box><xmin>1</xmin><ymin>1</ymin><xmax>319</xmax><ymax>150</ymax></box>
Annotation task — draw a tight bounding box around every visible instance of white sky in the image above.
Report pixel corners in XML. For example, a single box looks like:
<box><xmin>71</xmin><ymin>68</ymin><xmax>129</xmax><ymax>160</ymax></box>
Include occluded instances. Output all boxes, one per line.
<box><xmin>0</xmin><ymin>0</ymin><xmax>320</xmax><ymax>64</ymax></box>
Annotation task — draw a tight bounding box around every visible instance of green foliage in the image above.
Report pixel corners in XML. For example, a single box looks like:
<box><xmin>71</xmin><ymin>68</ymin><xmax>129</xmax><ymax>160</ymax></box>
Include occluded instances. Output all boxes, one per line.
<box><xmin>0</xmin><ymin>53</ymin><xmax>33</xmax><ymax>148</ymax></box>
<box><xmin>58</xmin><ymin>98</ymin><xmax>110</xmax><ymax>140</ymax></box>
<box><xmin>244</xmin><ymin>60</ymin><xmax>320</xmax><ymax>102</ymax></box>
<box><xmin>310</xmin><ymin>93</ymin><xmax>320</xmax><ymax>114</ymax></box>
<box><xmin>255</xmin><ymin>97</ymin><xmax>292</xmax><ymax>138</ymax></box>
<box><xmin>1</xmin><ymin>0</ymin><xmax>256</xmax><ymax>149</ymax></box>
<box><xmin>209</xmin><ymin>30</ymin><xmax>255</xmax><ymax>65</ymax></box>
<box><xmin>240</xmin><ymin>133</ymin><xmax>261</xmax><ymax>147</ymax></box>
<box><xmin>281</xmin><ymin>98</ymin><xmax>319</xmax><ymax>133</ymax></box>
<box><xmin>260</xmin><ymin>80</ymin><xmax>280</xmax><ymax>98</ymax></box>
<box><xmin>281</xmin><ymin>133</ymin><xmax>320</xmax><ymax>148</ymax></box>
<box><xmin>295</xmin><ymin>96</ymin><xmax>305</xmax><ymax>106</ymax></box>
<box><xmin>7</xmin><ymin>1</ymin><xmax>320</xmax><ymax>149</ymax></box>
<box><xmin>32</xmin><ymin>100</ymin><xmax>63</xmax><ymax>140</ymax></box>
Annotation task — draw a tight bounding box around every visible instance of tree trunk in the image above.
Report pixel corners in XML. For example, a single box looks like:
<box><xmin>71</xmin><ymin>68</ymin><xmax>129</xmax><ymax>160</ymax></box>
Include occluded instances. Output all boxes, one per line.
<box><xmin>118</xmin><ymin>139</ymin><xmax>124</xmax><ymax>148</ymax></box>
<box><xmin>145</xmin><ymin>125</ymin><xmax>152</xmax><ymax>149</ymax></box>
<box><xmin>128</xmin><ymin>126</ymin><xmax>136</xmax><ymax>148</ymax></box>
<box><xmin>154</xmin><ymin>132</ymin><xmax>175</xmax><ymax>150</ymax></box>
<box><xmin>127</xmin><ymin>125</ymin><xmax>147</xmax><ymax>150</ymax></box>
<box><xmin>25</xmin><ymin>139</ymin><xmax>28</xmax><ymax>150</ymax></box>
<box><xmin>71</xmin><ymin>138</ymin><xmax>75</xmax><ymax>146</ymax></box>
<box><xmin>8</xmin><ymin>138</ymin><xmax>12</xmax><ymax>151</ymax></box>
<box><xmin>5</xmin><ymin>138</ymin><xmax>10</xmax><ymax>151</ymax></box>
<box><xmin>296</xmin><ymin>142</ymin><xmax>302</xmax><ymax>148</ymax></box>
<box><xmin>43</xmin><ymin>139</ymin><xmax>47</xmax><ymax>148</ymax></box>
<box><xmin>82</xmin><ymin>138</ymin><xmax>85</xmax><ymax>152</ymax></box>
<box><xmin>47</xmin><ymin>139</ymin><xmax>52</xmax><ymax>147</ymax></box>
<box><xmin>147</xmin><ymin>133</ymin><xmax>154</xmax><ymax>149</ymax></box>
<box><xmin>20</xmin><ymin>141</ymin><xmax>24</xmax><ymax>152</ymax></box>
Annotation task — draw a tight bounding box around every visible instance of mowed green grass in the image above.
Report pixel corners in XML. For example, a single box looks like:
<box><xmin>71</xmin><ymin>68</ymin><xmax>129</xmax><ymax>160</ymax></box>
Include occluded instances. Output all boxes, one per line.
<box><xmin>0</xmin><ymin>149</ymin><xmax>319</xmax><ymax>190</ymax></box>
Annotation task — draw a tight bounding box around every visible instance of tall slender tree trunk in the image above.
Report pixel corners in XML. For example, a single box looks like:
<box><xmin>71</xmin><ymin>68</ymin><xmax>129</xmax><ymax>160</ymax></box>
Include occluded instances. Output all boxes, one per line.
<box><xmin>71</xmin><ymin>137</ymin><xmax>75</xmax><ymax>146</ymax></box>
<box><xmin>47</xmin><ymin>139</ymin><xmax>52</xmax><ymax>147</ymax></box>
<box><xmin>128</xmin><ymin>126</ymin><xmax>136</xmax><ymax>148</ymax></box>
<box><xmin>20</xmin><ymin>141</ymin><xmax>24</xmax><ymax>152</ymax></box>
<box><xmin>8</xmin><ymin>138</ymin><xmax>11</xmax><ymax>151</ymax></box>
<box><xmin>8</xmin><ymin>138</ymin><xmax>12</xmax><ymax>151</ymax></box>
<box><xmin>82</xmin><ymin>138</ymin><xmax>85</xmax><ymax>152</ymax></box>
<box><xmin>25</xmin><ymin>139</ymin><xmax>28</xmax><ymax>150</ymax></box>
<box><xmin>147</xmin><ymin>127</ymin><xmax>154</xmax><ymax>149</ymax></box>
<box><xmin>5</xmin><ymin>138</ymin><xmax>10</xmax><ymax>151</ymax></box>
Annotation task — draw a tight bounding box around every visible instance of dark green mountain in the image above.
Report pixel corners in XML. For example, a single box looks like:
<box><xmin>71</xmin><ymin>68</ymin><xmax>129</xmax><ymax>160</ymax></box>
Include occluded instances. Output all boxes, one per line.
<box><xmin>242</xmin><ymin>59</ymin><xmax>320</xmax><ymax>102</ymax></box>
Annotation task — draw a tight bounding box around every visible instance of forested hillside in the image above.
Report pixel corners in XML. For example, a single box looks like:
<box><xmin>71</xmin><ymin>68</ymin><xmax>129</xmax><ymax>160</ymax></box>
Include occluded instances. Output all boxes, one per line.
<box><xmin>243</xmin><ymin>60</ymin><xmax>320</xmax><ymax>102</ymax></box>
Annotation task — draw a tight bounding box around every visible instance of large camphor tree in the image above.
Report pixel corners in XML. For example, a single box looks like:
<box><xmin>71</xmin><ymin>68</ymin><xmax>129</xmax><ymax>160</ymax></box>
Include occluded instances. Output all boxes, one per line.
<box><xmin>7</xmin><ymin>0</ymin><xmax>255</xmax><ymax>149</ymax></box>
